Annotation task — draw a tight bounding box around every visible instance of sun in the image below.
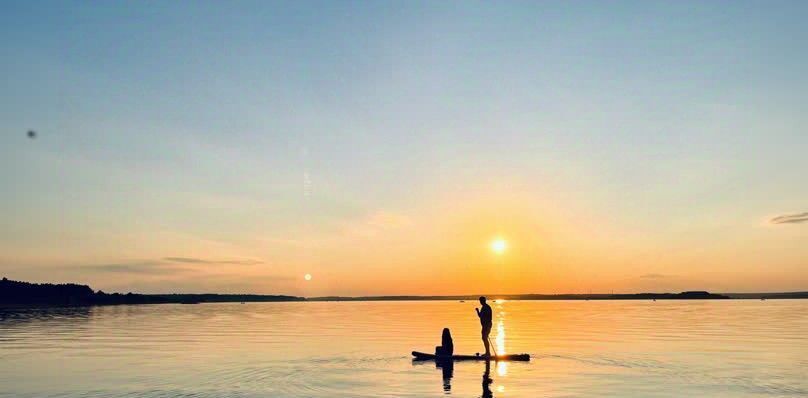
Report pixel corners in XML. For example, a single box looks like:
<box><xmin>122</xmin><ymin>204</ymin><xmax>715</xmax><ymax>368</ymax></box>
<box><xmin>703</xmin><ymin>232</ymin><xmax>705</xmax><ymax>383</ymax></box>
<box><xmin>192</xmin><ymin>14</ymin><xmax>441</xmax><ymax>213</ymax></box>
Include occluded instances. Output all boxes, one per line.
<box><xmin>304</xmin><ymin>273</ymin><xmax>312</xmax><ymax>281</ymax></box>
<box><xmin>490</xmin><ymin>238</ymin><xmax>507</xmax><ymax>254</ymax></box>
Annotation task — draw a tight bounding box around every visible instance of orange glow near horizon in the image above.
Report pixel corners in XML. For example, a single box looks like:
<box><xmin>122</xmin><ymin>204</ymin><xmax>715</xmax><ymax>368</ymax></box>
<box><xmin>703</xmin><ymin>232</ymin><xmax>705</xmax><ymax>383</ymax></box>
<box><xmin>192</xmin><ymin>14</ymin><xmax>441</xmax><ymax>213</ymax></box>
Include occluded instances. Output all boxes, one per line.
<box><xmin>5</xmin><ymin>191</ymin><xmax>807</xmax><ymax>296</ymax></box>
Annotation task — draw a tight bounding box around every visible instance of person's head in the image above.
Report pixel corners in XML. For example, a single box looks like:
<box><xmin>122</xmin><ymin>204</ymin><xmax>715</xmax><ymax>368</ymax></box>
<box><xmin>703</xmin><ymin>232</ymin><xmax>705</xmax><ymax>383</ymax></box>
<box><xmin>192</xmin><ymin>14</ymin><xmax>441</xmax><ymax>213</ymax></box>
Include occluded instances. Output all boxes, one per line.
<box><xmin>442</xmin><ymin>327</ymin><xmax>452</xmax><ymax>340</ymax></box>
<box><xmin>479</xmin><ymin>296</ymin><xmax>487</xmax><ymax>305</ymax></box>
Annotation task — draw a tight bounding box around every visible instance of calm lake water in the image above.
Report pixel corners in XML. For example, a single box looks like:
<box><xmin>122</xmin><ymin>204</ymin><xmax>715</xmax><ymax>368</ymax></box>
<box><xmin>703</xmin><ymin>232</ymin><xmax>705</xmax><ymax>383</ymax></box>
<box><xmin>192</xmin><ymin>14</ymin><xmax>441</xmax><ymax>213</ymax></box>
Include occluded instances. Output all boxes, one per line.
<box><xmin>1</xmin><ymin>300</ymin><xmax>806</xmax><ymax>397</ymax></box>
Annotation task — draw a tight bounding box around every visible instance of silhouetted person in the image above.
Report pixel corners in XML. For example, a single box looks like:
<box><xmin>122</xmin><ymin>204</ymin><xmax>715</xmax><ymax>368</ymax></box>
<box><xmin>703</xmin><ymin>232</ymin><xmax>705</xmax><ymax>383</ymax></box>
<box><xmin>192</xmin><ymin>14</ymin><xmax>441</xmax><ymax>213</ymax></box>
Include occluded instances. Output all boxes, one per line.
<box><xmin>476</xmin><ymin>296</ymin><xmax>493</xmax><ymax>356</ymax></box>
<box><xmin>435</xmin><ymin>327</ymin><xmax>454</xmax><ymax>358</ymax></box>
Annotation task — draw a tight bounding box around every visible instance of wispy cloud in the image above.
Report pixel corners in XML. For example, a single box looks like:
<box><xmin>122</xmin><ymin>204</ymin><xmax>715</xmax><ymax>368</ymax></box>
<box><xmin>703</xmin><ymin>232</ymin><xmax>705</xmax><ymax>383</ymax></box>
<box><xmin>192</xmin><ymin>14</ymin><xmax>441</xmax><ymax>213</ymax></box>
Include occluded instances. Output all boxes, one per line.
<box><xmin>62</xmin><ymin>256</ymin><xmax>264</xmax><ymax>276</ymax></box>
<box><xmin>163</xmin><ymin>257</ymin><xmax>263</xmax><ymax>265</ymax></box>
<box><xmin>770</xmin><ymin>212</ymin><xmax>808</xmax><ymax>225</ymax></box>
<box><xmin>336</xmin><ymin>210</ymin><xmax>414</xmax><ymax>239</ymax></box>
<box><xmin>640</xmin><ymin>273</ymin><xmax>668</xmax><ymax>279</ymax></box>
<box><xmin>366</xmin><ymin>211</ymin><xmax>412</xmax><ymax>230</ymax></box>
<box><xmin>73</xmin><ymin>261</ymin><xmax>190</xmax><ymax>275</ymax></box>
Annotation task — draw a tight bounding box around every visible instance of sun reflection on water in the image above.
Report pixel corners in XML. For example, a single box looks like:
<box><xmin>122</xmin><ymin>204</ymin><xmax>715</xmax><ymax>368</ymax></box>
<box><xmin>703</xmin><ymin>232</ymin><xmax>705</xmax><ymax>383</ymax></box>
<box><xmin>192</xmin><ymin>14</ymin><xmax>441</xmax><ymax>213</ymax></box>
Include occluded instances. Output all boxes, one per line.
<box><xmin>495</xmin><ymin>307</ymin><xmax>508</xmax><ymax>377</ymax></box>
<box><xmin>497</xmin><ymin>360</ymin><xmax>508</xmax><ymax>377</ymax></box>
<box><xmin>496</xmin><ymin>319</ymin><xmax>506</xmax><ymax>354</ymax></box>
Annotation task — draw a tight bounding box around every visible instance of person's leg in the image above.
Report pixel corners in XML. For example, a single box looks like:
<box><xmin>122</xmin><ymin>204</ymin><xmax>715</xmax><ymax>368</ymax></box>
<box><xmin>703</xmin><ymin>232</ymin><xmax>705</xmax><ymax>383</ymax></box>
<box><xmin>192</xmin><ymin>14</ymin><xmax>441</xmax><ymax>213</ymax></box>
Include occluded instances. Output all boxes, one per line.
<box><xmin>482</xmin><ymin>327</ymin><xmax>491</xmax><ymax>356</ymax></box>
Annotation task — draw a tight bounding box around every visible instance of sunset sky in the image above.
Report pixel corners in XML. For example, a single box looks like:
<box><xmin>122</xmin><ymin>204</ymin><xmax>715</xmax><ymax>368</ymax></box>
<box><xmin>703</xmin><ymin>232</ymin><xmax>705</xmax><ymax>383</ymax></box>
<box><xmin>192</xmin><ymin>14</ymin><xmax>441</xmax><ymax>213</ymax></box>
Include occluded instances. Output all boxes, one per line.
<box><xmin>1</xmin><ymin>1</ymin><xmax>806</xmax><ymax>295</ymax></box>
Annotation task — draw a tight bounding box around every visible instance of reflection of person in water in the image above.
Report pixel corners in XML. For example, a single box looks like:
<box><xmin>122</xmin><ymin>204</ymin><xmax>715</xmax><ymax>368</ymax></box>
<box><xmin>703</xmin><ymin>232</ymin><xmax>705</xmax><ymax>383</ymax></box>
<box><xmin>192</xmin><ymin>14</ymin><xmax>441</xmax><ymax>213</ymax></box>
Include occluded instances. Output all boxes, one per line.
<box><xmin>437</xmin><ymin>359</ymin><xmax>453</xmax><ymax>392</ymax></box>
<box><xmin>422</xmin><ymin>354</ymin><xmax>490</xmax><ymax>397</ymax></box>
<box><xmin>481</xmin><ymin>360</ymin><xmax>493</xmax><ymax>398</ymax></box>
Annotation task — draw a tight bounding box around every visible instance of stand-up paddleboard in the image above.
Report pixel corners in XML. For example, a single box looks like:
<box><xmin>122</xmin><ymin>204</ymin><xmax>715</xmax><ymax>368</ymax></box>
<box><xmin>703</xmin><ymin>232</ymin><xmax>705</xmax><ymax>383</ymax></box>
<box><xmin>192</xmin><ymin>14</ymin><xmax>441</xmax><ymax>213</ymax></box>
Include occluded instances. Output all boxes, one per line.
<box><xmin>411</xmin><ymin>351</ymin><xmax>530</xmax><ymax>361</ymax></box>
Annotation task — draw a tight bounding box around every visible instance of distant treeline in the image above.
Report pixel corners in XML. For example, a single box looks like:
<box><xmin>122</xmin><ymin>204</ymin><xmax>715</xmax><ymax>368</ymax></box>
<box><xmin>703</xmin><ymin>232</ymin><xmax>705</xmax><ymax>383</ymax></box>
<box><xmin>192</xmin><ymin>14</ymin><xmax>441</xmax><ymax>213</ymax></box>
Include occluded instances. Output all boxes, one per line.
<box><xmin>0</xmin><ymin>278</ymin><xmax>303</xmax><ymax>307</ymax></box>
<box><xmin>310</xmin><ymin>291</ymin><xmax>808</xmax><ymax>301</ymax></box>
<box><xmin>724</xmin><ymin>292</ymin><xmax>808</xmax><ymax>299</ymax></box>
<box><xmin>309</xmin><ymin>291</ymin><xmax>732</xmax><ymax>301</ymax></box>
<box><xmin>3</xmin><ymin>277</ymin><xmax>805</xmax><ymax>307</ymax></box>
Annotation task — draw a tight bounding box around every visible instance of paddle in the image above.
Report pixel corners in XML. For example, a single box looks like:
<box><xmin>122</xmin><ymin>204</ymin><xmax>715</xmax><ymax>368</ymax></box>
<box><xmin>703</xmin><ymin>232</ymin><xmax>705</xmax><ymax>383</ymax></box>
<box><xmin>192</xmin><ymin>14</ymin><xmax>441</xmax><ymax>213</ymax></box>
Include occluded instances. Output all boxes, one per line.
<box><xmin>488</xmin><ymin>335</ymin><xmax>498</xmax><ymax>357</ymax></box>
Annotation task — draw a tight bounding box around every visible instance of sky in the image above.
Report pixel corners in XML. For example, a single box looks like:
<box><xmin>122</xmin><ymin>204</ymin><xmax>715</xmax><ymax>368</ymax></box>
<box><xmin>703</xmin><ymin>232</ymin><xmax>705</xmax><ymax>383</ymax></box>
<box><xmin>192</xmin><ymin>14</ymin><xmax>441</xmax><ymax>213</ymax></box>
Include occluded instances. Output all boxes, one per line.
<box><xmin>1</xmin><ymin>1</ymin><xmax>806</xmax><ymax>296</ymax></box>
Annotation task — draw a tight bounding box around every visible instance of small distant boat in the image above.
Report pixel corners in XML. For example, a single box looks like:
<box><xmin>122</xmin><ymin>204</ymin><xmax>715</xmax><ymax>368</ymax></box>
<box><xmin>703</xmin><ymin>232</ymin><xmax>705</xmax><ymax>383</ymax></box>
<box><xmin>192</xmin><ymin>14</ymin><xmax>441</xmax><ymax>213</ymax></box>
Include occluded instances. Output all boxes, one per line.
<box><xmin>459</xmin><ymin>300</ymin><xmax>465</xmax><ymax>303</ymax></box>
<box><xmin>411</xmin><ymin>351</ymin><xmax>530</xmax><ymax>361</ymax></box>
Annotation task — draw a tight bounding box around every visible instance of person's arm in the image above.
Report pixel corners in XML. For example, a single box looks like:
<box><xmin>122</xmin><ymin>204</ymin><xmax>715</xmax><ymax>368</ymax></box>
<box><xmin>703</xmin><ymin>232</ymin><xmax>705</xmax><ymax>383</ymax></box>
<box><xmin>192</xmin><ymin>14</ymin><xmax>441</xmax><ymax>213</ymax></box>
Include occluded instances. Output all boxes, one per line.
<box><xmin>475</xmin><ymin>307</ymin><xmax>481</xmax><ymax>318</ymax></box>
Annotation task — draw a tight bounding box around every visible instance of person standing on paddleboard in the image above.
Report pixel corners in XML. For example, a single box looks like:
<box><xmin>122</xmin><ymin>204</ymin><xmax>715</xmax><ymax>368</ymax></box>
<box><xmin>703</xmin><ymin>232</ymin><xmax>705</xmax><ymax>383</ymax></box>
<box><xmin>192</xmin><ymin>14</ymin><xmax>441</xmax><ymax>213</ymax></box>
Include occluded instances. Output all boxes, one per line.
<box><xmin>475</xmin><ymin>296</ymin><xmax>493</xmax><ymax>357</ymax></box>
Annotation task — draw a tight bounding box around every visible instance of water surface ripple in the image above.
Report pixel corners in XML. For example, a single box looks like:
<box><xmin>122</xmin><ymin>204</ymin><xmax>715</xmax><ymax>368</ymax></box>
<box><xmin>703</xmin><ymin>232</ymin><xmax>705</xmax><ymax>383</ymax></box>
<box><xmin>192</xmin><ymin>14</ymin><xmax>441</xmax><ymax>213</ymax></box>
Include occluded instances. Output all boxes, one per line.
<box><xmin>1</xmin><ymin>300</ymin><xmax>805</xmax><ymax>397</ymax></box>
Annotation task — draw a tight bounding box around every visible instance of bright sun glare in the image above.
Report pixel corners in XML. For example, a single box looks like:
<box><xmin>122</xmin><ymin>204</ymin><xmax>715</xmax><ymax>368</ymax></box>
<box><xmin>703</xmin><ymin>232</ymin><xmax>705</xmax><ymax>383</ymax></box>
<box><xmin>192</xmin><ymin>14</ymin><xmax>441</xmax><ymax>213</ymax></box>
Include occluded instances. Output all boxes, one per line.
<box><xmin>490</xmin><ymin>238</ymin><xmax>507</xmax><ymax>254</ymax></box>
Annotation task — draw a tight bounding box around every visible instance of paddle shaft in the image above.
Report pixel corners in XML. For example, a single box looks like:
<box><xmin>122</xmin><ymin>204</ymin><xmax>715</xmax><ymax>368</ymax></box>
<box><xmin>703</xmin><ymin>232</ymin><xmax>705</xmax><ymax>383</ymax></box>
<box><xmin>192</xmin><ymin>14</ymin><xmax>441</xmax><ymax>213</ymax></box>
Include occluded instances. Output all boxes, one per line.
<box><xmin>488</xmin><ymin>335</ymin><xmax>498</xmax><ymax>357</ymax></box>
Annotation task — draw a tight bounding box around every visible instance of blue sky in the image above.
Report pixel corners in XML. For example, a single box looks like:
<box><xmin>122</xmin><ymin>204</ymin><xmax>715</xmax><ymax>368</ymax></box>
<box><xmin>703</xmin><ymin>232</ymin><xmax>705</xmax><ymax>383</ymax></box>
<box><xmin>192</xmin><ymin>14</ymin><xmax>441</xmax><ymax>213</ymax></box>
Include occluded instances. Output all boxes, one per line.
<box><xmin>1</xmin><ymin>1</ymin><xmax>806</xmax><ymax>294</ymax></box>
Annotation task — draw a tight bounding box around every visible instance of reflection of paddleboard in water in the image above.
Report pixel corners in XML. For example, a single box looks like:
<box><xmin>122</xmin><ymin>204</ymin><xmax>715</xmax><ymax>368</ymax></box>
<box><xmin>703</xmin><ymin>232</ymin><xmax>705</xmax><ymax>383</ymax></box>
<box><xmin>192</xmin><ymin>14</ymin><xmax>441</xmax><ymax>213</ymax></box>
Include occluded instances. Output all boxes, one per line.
<box><xmin>411</xmin><ymin>351</ymin><xmax>530</xmax><ymax>361</ymax></box>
